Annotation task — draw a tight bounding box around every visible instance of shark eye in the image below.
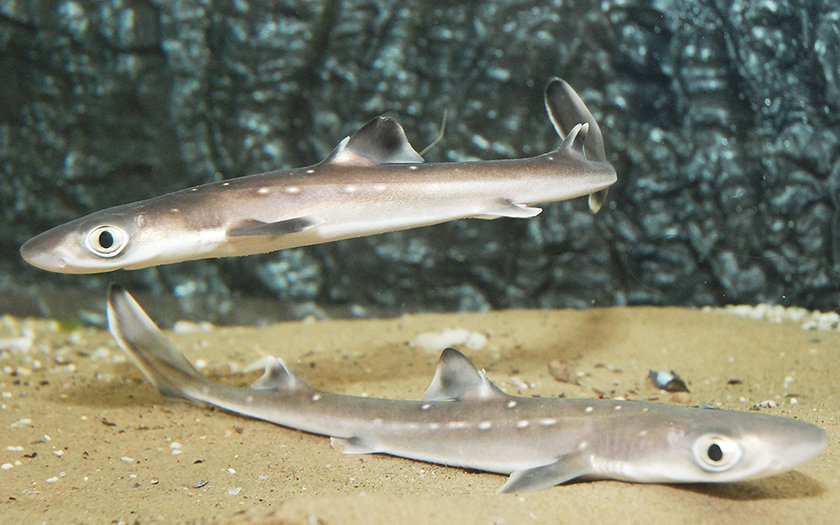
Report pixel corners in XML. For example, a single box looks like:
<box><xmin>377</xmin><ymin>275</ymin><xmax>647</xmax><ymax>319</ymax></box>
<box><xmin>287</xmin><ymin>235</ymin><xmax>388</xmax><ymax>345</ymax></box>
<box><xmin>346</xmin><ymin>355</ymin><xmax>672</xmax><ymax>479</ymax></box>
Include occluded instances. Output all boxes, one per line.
<box><xmin>692</xmin><ymin>434</ymin><xmax>742</xmax><ymax>472</ymax></box>
<box><xmin>85</xmin><ymin>225</ymin><xmax>128</xmax><ymax>258</ymax></box>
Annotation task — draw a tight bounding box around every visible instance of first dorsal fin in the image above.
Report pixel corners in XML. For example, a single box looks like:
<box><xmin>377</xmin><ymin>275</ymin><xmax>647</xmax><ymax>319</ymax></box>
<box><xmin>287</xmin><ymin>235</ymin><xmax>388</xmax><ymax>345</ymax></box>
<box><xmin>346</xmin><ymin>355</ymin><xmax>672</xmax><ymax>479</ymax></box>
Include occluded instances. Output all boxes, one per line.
<box><xmin>251</xmin><ymin>356</ymin><xmax>316</xmax><ymax>393</ymax></box>
<box><xmin>322</xmin><ymin>117</ymin><xmax>425</xmax><ymax>167</ymax></box>
<box><xmin>423</xmin><ymin>348</ymin><xmax>508</xmax><ymax>401</ymax></box>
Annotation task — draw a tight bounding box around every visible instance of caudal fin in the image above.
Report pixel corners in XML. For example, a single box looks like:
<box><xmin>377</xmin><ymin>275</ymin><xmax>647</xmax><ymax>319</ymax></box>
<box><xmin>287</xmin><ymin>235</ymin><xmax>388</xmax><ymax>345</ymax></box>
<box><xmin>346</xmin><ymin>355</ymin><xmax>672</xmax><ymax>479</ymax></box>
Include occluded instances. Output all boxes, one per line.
<box><xmin>107</xmin><ymin>284</ymin><xmax>209</xmax><ymax>400</ymax></box>
<box><xmin>544</xmin><ymin>78</ymin><xmax>607</xmax><ymax>163</ymax></box>
<box><xmin>544</xmin><ymin>78</ymin><xmax>612</xmax><ymax>213</ymax></box>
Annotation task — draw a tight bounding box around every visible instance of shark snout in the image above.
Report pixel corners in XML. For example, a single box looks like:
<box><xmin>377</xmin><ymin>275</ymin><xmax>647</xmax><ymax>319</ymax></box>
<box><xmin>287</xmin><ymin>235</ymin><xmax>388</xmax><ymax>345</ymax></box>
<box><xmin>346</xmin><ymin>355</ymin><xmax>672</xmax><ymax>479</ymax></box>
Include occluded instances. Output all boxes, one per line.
<box><xmin>20</xmin><ymin>235</ymin><xmax>62</xmax><ymax>272</ymax></box>
<box><xmin>749</xmin><ymin>418</ymin><xmax>828</xmax><ymax>476</ymax></box>
<box><xmin>21</xmin><ymin>230</ymin><xmax>90</xmax><ymax>274</ymax></box>
<box><xmin>775</xmin><ymin>424</ymin><xmax>828</xmax><ymax>469</ymax></box>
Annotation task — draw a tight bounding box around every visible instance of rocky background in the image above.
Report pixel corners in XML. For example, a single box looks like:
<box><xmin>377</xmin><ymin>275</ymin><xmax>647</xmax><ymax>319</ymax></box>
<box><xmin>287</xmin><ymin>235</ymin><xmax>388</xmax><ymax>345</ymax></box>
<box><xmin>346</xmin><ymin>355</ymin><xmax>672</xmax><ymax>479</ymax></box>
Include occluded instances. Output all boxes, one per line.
<box><xmin>2</xmin><ymin>0</ymin><xmax>839</xmax><ymax>325</ymax></box>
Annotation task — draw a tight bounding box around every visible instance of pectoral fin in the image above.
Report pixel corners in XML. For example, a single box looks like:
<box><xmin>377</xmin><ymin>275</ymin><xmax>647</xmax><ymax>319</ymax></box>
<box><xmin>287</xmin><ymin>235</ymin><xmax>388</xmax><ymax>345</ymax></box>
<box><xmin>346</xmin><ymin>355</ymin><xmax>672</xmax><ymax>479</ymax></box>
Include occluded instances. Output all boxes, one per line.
<box><xmin>330</xmin><ymin>436</ymin><xmax>380</xmax><ymax>455</ymax></box>
<box><xmin>498</xmin><ymin>452</ymin><xmax>593</xmax><ymax>493</ymax></box>
<box><xmin>227</xmin><ymin>216</ymin><xmax>325</xmax><ymax>237</ymax></box>
<box><xmin>473</xmin><ymin>200</ymin><xmax>542</xmax><ymax>220</ymax></box>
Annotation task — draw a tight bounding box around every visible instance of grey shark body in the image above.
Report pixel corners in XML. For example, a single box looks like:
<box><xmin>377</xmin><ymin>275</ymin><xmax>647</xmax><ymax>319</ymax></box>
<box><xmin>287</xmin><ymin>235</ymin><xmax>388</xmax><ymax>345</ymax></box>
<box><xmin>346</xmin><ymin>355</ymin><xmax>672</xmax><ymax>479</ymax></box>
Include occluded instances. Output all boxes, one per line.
<box><xmin>107</xmin><ymin>285</ymin><xmax>827</xmax><ymax>493</ymax></box>
<box><xmin>21</xmin><ymin>79</ymin><xmax>616</xmax><ymax>274</ymax></box>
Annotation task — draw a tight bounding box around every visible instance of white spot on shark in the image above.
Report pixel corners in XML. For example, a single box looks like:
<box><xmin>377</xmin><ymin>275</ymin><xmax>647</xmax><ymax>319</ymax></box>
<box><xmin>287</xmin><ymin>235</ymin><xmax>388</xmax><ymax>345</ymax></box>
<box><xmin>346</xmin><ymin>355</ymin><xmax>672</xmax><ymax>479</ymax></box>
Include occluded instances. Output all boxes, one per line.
<box><xmin>257</xmin><ymin>187</ymin><xmax>270</xmax><ymax>195</ymax></box>
<box><xmin>421</xmin><ymin>404</ymin><xmax>431</xmax><ymax>410</ymax></box>
<box><xmin>373</xmin><ymin>184</ymin><xmax>387</xmax><ymax>192</ymax></box>
<box><xmin>429</xmin><ymin>423</ymin><xmax>440</xmax><ymax>430</ymax></box>
<box><xmin>614</xmin><ymin>405</ymin><xmax>622</xmax><ymax>411</ymax></box>
<box><xmin>246</xmin><ymin>396</ymin><xmax>254</xmax><ymax>403</ymax></box>
<box><xmin>306</xmin><ymin>169</ymin><xmax>315</xmax><ymax>174</ymax></box>
<box><xmin>578</xmin><ymin>441</ymin><xmax>588</xmax><ymax>451</ymax></box>
<box><xmin>312</xmin><ymin>394</ymin><xmax>321</xmax><ymax>401</ymax></box>
<box><xmin>447</xmin><ymin>422</ymin><xmax>467</xmax><ymax>430</ymax></box>
<box><xmin>507</xmin><ymin>401</ymin><xmax>517</xmax><ymax>408</ymax></box>
<box><xmin>197</xmin><ymin>227</ymin><xmax>227</xmax><ymax>246</ymax></box>
<box><xmin>585</xmin><ymin>406</ymin><xmax>593</xmax><ymax>413</ymax></box>
<box><xmin>540</xmin><ymin>419</ymin><xmax>557</xmax><ymax>426</ymax></box>
<box><xmin>285</xmin><ymin>186</ymin><xmax>301</xmax><ymax>194</ymax></box>
<box><xmin>516</xmin><ymin>420</ymin><xmax>529</xmax><ymax>429</ymax></box>
<box><xmin>479</xmin><ymin>421</ymin><xmax>492</xmax><ymax>430</ymax></box>
<box><xmin>639</xmin><ymin>430</ymin><xmax>648</xmax><ymax>437</ymax></box>
<box><xmin>344</xmin><ymin>185</ymin><xmax>357</xmax><ymax>193</ymax></box>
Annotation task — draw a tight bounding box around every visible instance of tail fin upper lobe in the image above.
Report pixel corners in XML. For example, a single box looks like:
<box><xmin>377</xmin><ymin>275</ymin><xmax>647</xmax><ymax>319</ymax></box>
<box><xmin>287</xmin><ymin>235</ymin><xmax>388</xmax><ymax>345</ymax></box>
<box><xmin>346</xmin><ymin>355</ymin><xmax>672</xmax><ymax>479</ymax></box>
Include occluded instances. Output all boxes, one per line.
<box><xmin>107</xmin><ymin>284</ymin><xmax>208</xmax><ymax>400</ymax></box>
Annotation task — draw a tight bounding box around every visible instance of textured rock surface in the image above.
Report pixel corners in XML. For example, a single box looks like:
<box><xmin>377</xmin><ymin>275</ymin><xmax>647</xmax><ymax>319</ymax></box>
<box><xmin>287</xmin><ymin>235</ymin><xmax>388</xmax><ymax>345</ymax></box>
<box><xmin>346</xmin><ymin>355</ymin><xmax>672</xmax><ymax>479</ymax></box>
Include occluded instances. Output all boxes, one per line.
<box><xmin>2</xmin><ymin>0</ymin><xmax>839</xmax><ymax>324</ymax></box>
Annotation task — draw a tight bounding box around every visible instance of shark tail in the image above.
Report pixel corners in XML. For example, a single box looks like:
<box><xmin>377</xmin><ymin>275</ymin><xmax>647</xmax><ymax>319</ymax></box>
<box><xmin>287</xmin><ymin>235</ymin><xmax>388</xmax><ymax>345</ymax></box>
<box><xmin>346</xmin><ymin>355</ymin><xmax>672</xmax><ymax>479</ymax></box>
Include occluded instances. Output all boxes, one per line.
<box><xmin>107</xmin><ymin>284</ymin><xmax>210</xmax><ymax>401</ymax></box>
<box><xmin>545</xmin><ymin>78</ymin><xmax>612</xmax><ymax>213</ymax></box>
<box><xmin>545</xmin><ymin>78</ymin><xmax>607</xmax><ymax>163</ymax></box>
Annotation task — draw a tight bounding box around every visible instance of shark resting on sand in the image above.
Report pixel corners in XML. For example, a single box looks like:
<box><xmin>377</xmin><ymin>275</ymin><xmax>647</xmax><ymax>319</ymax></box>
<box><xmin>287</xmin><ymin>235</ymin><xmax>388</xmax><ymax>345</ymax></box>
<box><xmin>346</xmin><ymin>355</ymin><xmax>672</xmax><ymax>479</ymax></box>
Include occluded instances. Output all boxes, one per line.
<box><xmin>107</xmin><ymin>285</ymin><xmax>827</xmax><ymax>493</ymax></box>
<box><xmin>22</xmin><ymin>79</ymin><xmax>616</xmax><ymax>274</ymax></box>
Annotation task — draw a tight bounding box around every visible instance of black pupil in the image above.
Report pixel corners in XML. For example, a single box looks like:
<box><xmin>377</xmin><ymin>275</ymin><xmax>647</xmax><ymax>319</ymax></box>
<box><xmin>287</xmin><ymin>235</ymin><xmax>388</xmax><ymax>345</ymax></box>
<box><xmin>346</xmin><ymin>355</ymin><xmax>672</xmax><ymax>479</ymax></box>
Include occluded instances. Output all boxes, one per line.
<box><xmin>98</xmin><ymin>230</ymin><xmax>114</xmax><ymax>249</ymax></box>
<box><xmin>708</xmin><ymin>443</ymin><xmax>723</xmax><ymax>462</ymax></box>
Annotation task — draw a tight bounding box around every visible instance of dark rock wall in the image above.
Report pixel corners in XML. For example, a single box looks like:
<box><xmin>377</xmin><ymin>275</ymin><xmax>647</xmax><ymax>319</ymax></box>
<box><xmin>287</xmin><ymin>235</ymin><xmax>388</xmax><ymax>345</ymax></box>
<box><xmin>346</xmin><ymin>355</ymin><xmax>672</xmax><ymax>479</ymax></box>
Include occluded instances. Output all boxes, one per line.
<box><xmin>2</xmin><ymin>0</ymin><xmax>839</xmax><ymax>323</ymax></box>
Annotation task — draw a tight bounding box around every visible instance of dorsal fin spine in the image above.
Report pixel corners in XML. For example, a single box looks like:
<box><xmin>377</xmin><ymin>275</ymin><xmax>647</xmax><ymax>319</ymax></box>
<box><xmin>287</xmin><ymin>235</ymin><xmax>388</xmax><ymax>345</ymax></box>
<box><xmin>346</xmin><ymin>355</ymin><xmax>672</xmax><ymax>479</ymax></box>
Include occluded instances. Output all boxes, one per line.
<box><xmin>561</xmin><ymin>122</ymin><xmax>588</xmax><ymax>158</ymax></box>
<box><xmin>475</xmin><ymin>370</ymin><xmax>501</xmax><ymax>400</ymax></box>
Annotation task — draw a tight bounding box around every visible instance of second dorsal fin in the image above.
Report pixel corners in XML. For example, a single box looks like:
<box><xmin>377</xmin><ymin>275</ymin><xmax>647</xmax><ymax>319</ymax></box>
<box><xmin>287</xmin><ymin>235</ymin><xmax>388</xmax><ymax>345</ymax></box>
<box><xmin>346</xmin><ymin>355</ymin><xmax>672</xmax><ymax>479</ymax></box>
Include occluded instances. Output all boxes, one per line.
<box><xmin>423</xmin><ymin>348</ymin><xmax>508</xmax><ymax>401</ymax></box>
<box><xmin>251</xmin><ymin>356</ymin><xmax>316</xmax><ymax>393</ymax></box>
<box><xmin>560</xmin><ymin>122</ymin><xmax>589</xmax><ymax>158</ymax></box>
<box><xmin>323</xmin><ymin>117</ymin><xmax>425</xmax><ymax>166</ymax></box>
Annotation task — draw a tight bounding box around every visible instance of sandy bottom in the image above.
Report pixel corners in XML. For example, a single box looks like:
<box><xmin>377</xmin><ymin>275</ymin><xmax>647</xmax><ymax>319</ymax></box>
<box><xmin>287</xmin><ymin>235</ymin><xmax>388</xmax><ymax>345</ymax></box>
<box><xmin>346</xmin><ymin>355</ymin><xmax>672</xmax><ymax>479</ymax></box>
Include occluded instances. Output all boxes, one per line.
<box><xmin>1</xmin><ymin>304</ymin><xmax>838</xmax><ymax>524</ymax></box>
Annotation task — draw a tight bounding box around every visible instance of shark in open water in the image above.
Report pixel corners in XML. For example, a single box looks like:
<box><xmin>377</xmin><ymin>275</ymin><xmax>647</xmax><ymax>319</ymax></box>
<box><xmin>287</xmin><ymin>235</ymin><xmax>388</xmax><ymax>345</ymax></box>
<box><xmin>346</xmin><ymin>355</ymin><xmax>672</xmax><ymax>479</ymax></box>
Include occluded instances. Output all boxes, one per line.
<box><xmin>107</xmin><ymin>285</ymin><xmax>827</xmax><ymax>493</ymax></box>
<box><xmin>21</xmin><ymin>79</ymin><xmax>616</xmax><ymax>274</ymax></box>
